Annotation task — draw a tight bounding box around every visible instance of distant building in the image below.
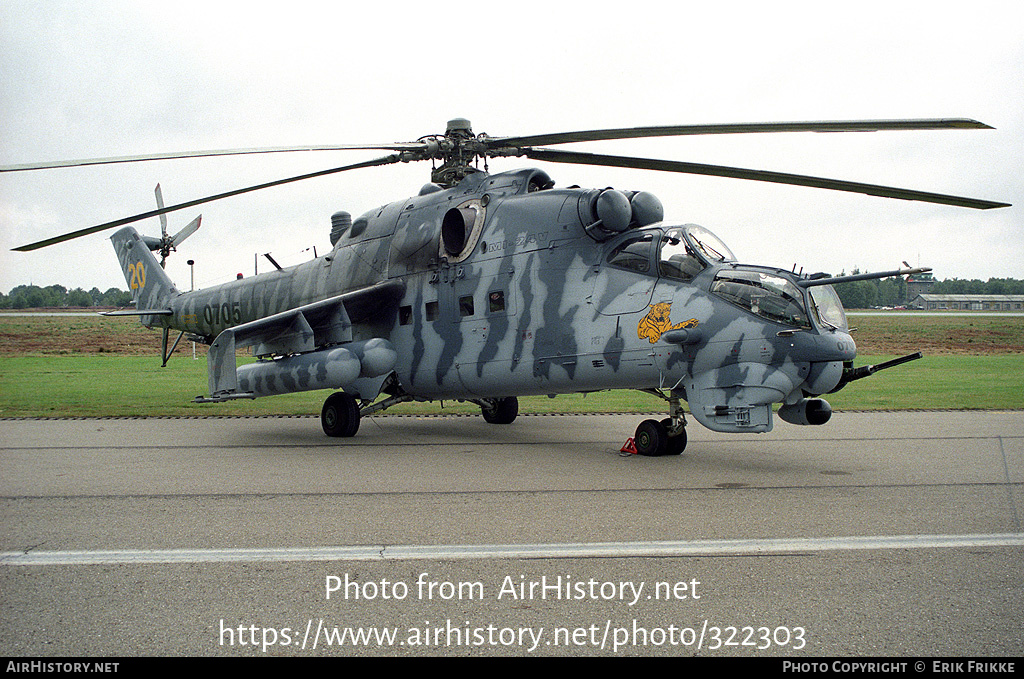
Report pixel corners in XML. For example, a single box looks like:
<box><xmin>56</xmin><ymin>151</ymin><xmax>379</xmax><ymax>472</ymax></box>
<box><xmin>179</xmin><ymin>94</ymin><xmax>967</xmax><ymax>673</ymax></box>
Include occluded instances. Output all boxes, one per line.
<box><xmin>905</xmin><ymin>273</ymin><xmax>935</xmax><ymax>300</ymax></box>
<box><xmin>908</xmin><ymin>294</ymin><xmax>1024</xmax><ymax>311</ymax></box>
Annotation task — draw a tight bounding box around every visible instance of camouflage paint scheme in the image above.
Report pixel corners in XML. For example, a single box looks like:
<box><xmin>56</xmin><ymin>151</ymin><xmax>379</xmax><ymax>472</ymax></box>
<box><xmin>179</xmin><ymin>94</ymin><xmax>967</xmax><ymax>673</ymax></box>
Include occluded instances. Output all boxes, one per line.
<box><xmin>111</xmin><ymin>166</ymin><xmax>859</xmax><ymax>440</ymax></box>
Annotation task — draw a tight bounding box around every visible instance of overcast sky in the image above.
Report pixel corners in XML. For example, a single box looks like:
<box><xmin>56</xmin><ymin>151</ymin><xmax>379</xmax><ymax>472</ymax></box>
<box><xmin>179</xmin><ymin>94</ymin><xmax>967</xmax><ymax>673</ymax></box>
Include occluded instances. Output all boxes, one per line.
<box><xmin>2</xmin><ymin>0</ymin><xmax>1022</xmax><ymax>295</ymax></box>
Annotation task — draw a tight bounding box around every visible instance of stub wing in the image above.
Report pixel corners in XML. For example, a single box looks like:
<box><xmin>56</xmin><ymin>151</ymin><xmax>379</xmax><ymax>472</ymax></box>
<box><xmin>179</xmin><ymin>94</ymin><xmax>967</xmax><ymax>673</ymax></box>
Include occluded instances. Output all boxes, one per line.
<box><xmin>101</xmin><ymin>308</ymin><xmax>174</xmax><ymax>316</ymax></box>
<box><xmin>198</xmin><ymin>280</ymin><xmax>403</xmax><ymax>402</ymax></box>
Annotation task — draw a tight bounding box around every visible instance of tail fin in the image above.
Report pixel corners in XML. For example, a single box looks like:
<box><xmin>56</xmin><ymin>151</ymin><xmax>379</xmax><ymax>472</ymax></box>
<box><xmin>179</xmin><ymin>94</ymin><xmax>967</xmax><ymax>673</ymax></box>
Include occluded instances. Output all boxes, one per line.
<box><xmin>110</xmin><ymin>226</ymin><xmax>179</xmax><ymax>326</ymax></box>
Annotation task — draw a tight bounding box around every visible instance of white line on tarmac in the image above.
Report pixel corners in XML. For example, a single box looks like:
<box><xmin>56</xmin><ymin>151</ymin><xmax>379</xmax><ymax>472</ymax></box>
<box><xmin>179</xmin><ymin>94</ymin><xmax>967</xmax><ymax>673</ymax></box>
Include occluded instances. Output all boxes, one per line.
<box><xmin>2</xmin><ymin>533</ymin><xmax>1023</xmax><ymax>566</ymax></box>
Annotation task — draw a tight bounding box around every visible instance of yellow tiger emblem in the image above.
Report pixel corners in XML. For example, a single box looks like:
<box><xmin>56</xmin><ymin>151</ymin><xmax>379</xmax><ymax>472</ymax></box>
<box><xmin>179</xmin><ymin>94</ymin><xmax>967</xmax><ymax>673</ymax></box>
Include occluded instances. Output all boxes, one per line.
<box><xmin>637</xmin><ymin>303</ymin><xmax>698</xmax><ymax>344</ymax></box>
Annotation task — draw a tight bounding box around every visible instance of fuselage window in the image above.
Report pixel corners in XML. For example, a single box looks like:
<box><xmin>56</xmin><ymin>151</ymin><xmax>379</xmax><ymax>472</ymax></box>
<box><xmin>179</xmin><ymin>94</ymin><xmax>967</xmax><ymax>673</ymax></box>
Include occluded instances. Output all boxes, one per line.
<box><xmin>425</xmin><ymin>301</ymin><xmax>439</xmax><ymax>321</ymax></box>
<box><xmin>459</xmin><ymin>295</ymin><xmax>475</xmax><ymax>317</ymax></box>
<box><xmin>488</xmin><ymin>290</ymin><xmax>505</xmax><ymax>313</ymax></box>
<box><xmin>606</xmin><ymin>233</ymin><xmax>655</xmax><ymax>274</ymax></box>
<box><xmin>399</xmin><ymin>305</ymin><xmax>412</xmax><ymax>326</ymax></box>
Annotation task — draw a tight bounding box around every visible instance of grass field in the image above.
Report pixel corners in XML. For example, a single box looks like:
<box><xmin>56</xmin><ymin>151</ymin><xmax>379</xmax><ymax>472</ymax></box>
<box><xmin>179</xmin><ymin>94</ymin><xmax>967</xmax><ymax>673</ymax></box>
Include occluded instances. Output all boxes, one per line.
<box><xmin>1</xmin><ymin>312</ymin><xmax>1022</xmax><ymax>417</ymax></box>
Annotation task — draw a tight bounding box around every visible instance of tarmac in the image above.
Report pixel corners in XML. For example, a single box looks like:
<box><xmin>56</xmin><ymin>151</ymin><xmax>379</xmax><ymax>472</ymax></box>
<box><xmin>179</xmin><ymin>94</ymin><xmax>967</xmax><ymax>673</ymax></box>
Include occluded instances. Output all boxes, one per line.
<box><xmin>1</xmin><ymin>410</ymin><xmax>1021</xmax><ymax>656</ymax></box>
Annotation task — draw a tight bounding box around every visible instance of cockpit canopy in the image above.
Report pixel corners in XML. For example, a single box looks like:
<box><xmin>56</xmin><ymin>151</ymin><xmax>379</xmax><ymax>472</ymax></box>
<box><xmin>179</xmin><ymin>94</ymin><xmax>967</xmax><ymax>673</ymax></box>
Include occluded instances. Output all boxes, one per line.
<box><xmin>710</xmin><ymin>269</ymin><xmax>811</xmax><ymax>329</ymax></box>
<box><xmin>605</xmin><ymin>223</ymin><xmax>739</xmax><ymax>282</ymax></box>
<box><xmin>606</xmin><ymin>224</ymin><xmax>736</xmax><ymax>279</ymax></box>
<box><xmin>658</xmin><ymin>224</ymin><xmax>736</xmax><ymax>282</ymax></box>
<box><xmin>604</xmin><ymin>223</ymin><xmax>848</xmax><ymax>332</ymax></box>
<box><xmin>681</xmin><ymin>224</ymin><xmax>736</xmax><ymax>264</ymax></box>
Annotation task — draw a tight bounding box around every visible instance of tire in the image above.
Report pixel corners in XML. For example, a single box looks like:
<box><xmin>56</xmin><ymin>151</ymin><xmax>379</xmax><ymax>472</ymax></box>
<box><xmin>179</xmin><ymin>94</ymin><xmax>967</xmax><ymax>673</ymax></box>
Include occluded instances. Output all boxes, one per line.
<box><xmin>660</xmin><ymin>418</ymin><xmax>688</xmax><ymax>455</ymax></box>
<box><xmin>634</xmin><ymin>419</ymin><xmax>668</xmax><ymax>456</ymax></box>
<box><xmin>321</xmin><ymin>392</ymin><xmax>360</xmax><ymax>437</ymax></box>
<box><xmin>482</xmin><ymin>397</ymin><xmax>518</xmax><ymax>424</ymax></box>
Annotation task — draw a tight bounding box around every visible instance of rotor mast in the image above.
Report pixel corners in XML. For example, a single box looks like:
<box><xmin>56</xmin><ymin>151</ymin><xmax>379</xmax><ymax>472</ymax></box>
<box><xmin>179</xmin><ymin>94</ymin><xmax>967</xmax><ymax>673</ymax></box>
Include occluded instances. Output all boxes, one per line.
<box><xmin>423</xmin><ymin>118</ymin><xmax>485</xmax><ymax>187</ymax></box>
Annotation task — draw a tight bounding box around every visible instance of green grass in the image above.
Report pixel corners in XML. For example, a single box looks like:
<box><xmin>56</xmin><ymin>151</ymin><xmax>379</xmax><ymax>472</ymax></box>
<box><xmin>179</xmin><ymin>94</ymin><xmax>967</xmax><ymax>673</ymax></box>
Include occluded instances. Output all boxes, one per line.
<box><xmin>1</xmin><ymin>353</ymin><xmax>1021</xmax><ymax>418</ymax></box>
<box><xmin>826</xmin><ymin>354</ymin><xmax>1024</xmax><ymax>411</ymax></box>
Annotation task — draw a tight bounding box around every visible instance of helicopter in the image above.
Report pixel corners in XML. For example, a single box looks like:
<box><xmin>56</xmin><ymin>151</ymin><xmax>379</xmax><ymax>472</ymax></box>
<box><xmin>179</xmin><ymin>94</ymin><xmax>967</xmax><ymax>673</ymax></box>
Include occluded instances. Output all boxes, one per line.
<box><xmin>8</xmin><ymin>117</ymin><xmax>1010</xmax><ymax>455</ymax></box>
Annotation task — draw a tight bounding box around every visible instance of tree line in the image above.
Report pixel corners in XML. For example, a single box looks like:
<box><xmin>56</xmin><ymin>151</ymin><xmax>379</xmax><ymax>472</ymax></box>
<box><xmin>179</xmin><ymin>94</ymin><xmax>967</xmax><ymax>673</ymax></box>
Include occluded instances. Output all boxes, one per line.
<box><xmin>833</xmin><ymin>275</ymin><xmax>1024</xmax><ymax>310</ymax></box>
<box><xmin>3</xmin><ymin>275</ymin><xmax>1023</xmax><ymax>312</ymax></box>
<box><xmin>0</xmin><ymin>284</ymin><xmax>132</xmax><ymax>309</ymax></box>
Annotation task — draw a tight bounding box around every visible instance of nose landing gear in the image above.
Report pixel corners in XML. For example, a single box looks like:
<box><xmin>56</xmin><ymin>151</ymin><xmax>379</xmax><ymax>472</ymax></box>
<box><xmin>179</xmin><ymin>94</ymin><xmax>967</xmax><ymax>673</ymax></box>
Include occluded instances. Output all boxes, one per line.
<box><xmin>631</xmin><ymin>391</ymin><xmax>687</xmax><ymax>456</ymax></box>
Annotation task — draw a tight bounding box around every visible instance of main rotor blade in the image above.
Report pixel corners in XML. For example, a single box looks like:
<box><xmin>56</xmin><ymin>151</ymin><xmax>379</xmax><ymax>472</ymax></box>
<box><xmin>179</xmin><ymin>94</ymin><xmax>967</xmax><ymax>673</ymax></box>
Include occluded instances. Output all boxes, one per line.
<box><xmin>522</xmin><ymin>148</ymin><xmax>1011</xmax><ymax>210</ymax></box>
<box><xmin>13</xmin><ymin>155</ymin><xmax>401</xmax><ymax>251</ymax></box>
<box><xmin>489</xmin><ymin>118</ymin><xmax>993</xmax><ymax>149</ymax></box>
<box><xmin>1</xmin><ymin>143</ymin><xmax>425</xmax><ymax>173</ymax></box>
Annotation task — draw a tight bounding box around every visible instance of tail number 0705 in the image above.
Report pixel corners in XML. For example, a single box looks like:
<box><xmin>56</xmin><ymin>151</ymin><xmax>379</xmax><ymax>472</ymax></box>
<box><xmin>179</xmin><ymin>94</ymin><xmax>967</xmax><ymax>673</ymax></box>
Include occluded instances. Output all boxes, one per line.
<box><xmin>203</xmin><ymin>302</ymin><xmax>242</xmax><ymax>326</ymax></box>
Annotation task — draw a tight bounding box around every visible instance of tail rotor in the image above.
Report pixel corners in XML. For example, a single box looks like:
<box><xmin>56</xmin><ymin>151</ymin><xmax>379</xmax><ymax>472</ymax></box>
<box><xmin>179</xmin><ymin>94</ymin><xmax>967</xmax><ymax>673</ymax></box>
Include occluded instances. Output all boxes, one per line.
<box><xmin>142</xmin><ymin>183</ymin><xmax>201</xmax><ymax>268</ymax></box>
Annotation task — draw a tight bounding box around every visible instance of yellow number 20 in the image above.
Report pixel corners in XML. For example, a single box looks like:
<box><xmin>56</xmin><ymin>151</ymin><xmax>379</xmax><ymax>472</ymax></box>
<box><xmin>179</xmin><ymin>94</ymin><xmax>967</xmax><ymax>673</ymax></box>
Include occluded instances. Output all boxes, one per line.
<box><xmin>129</xmin><ymin>262</ymin><xmax>146</xmax><ymax>290</ymax></box>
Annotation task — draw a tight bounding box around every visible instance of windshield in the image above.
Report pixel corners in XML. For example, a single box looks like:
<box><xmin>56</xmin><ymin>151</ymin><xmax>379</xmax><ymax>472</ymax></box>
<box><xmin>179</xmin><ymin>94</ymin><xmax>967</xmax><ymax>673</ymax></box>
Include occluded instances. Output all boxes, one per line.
<box><xmin>685</xmin><ymin>225</ymin><xmax>736</xmax><ymax>264</ymax></box>
<box><xmin>711</xmin><ymin>269</ymin><xmax>811</xmax><ymax>328</ymax></box>
<box><xmin>809</xmin><ymin>285</ymin><xmax>849</xmax><ymax>331</ymax></box>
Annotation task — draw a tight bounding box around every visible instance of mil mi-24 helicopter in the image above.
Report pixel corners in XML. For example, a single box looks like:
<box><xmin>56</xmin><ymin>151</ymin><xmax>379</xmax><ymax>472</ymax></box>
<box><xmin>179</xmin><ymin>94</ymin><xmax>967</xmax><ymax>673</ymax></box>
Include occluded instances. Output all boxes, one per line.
<box><xmin>9</xmin><ymin>118</ymin><xmax>1010</xmax><ymax>455</ymax></box>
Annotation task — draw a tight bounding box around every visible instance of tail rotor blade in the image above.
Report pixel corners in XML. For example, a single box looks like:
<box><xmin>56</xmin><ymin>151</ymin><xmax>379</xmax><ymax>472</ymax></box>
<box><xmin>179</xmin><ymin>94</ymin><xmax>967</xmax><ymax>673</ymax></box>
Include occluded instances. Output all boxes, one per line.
<box><xmin>171</xmin><ymin>215</ymin><xmax>202</xmax><ymax>248</ymax></box>
<box><xmin>154</xmin><ymin>183</ymin><xmax>168</xmax><ymax>238</ymax></box>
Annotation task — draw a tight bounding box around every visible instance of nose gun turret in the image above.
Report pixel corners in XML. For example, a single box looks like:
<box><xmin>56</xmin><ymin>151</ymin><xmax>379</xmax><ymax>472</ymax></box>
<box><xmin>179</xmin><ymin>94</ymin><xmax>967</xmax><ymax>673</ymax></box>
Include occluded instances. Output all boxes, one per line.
<box><xmin>830</xmin><ymin>352</ymin><xmax>924</xmax><ymax>393</ymax></box>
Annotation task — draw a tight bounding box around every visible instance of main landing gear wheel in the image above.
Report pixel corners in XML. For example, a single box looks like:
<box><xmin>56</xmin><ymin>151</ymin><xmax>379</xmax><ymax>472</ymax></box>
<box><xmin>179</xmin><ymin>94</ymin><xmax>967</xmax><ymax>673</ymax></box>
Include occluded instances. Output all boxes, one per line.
<box><xmin>633</xmin><ymin>418</ymin><xmax>687</xmax><ymax>456</ymax></box>
<box><xmin>481</xmin><ymin>396</ymin><xmax>518</xmax><ymax>424</ymax></box>
<box><xmin>322</xmin><ymin>392</ymin><xmax>360</xmax><ymax>437</ymax></box>
<box><xmin>634</xmin><ymin>419</ymin><xmax>668</xmax><ymax>456</ymax></box>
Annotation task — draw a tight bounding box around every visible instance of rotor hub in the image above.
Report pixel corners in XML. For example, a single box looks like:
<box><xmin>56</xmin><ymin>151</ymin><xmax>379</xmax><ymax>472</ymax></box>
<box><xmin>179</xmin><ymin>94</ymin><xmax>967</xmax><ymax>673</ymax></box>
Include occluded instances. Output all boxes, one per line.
<box><xmin>445</xmin><ymin>118</ymin><xmax>474</xmax><ymax>138</ymax></box>
<box><xmin>426</xmin><ymin>118</ymin><xmax>495</xmax><ymax>187</ymax></box>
